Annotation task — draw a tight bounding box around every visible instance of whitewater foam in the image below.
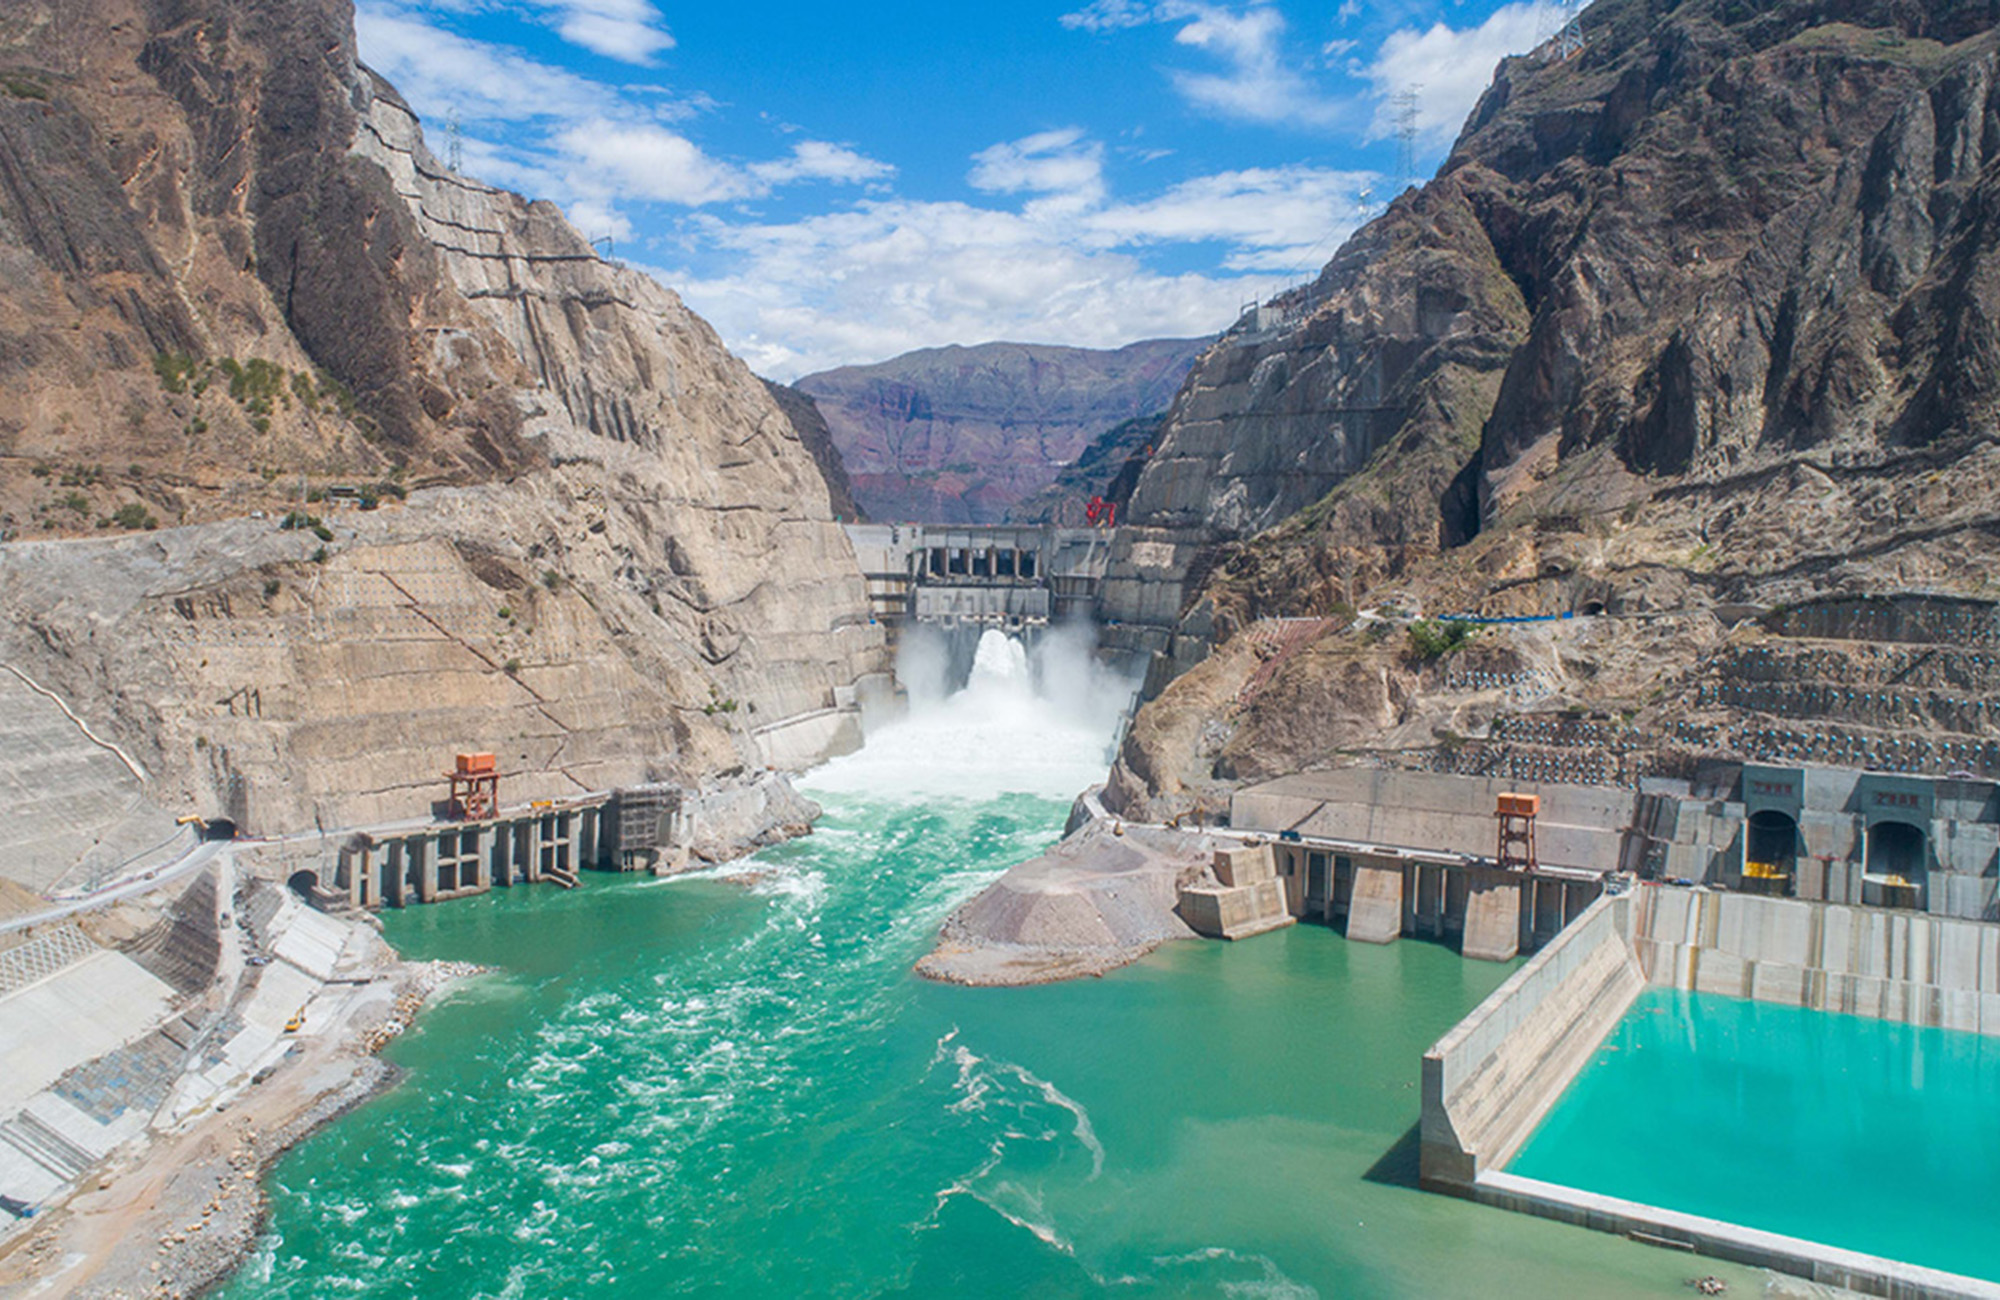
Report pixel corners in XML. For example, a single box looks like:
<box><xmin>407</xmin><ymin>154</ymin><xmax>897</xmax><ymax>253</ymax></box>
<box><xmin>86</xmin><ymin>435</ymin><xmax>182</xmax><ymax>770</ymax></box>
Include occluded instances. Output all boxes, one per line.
<box><xmin>807</xmin><ymin>627</ymin><xmax>1134</xmax><ymax>803</ymax></box>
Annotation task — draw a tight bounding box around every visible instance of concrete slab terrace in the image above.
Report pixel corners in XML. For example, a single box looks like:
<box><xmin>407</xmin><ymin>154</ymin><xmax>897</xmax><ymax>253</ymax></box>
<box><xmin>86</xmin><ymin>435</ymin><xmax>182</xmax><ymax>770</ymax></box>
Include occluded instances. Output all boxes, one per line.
<box><xmin>0</xmin><ymin>949</ymin><xmax>177</xmax><ymax>1114</ymax></box>
<box><xmin>0</xmin><ymin>670</ymin><xmax>175</xmax><ymax>894</ymax></box>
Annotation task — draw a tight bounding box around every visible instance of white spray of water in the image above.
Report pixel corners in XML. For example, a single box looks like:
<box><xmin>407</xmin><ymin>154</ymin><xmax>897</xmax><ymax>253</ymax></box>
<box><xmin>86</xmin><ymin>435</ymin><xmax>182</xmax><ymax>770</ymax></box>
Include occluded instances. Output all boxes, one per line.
<box><xmin>806</xmin><ymin>624</ymin><xmax>1136</xmax><ymax>803</ymax></box>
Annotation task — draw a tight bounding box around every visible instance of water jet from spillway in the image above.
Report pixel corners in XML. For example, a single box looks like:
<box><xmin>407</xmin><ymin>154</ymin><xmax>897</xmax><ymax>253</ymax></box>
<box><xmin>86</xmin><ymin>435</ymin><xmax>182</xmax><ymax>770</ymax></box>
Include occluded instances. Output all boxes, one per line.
<box><xmin>808</xmin><ymin>626</ymin><xmax>1136</xmax><ymax>804</ymax></box>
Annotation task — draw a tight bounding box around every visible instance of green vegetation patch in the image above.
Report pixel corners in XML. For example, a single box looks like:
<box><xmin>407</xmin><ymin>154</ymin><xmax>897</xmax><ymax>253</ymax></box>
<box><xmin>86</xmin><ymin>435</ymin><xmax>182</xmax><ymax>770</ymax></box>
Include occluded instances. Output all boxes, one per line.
<box><xmin>1406</xmin><ymin>618</ymin><xmax>1477</xmax><ymax>660</ymax></box>
<box><xmin>0</xmin><ymin>73</ymin><xmax>50</xmax><ymax>101</ymax></box>
<box><xmin>111</xmin><ymin>502</ymin><xmax>158</xmax><ymax>531</ymax></box>
<box><xmin>153</xmin><ymin>352</ymin><xmax>199</xmax><ymax>395</ymax></box>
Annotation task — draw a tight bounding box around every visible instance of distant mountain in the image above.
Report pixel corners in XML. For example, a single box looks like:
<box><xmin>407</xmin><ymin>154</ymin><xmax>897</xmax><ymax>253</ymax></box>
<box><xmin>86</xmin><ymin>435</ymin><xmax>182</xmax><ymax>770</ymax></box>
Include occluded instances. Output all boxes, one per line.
<box><xmin>1007</xmin><ymin>413</ymin><xmax>1165</xmax><ymax>526</ymax></box>
<box><xmin>795</xmin><ymin>338</ymin><xmax>1210</xmax><ymax>524</ymax></box>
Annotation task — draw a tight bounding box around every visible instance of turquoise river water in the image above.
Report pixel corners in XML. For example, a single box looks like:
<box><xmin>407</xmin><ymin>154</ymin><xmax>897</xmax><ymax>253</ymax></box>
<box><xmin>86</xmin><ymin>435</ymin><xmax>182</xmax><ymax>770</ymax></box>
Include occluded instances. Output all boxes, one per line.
<box><xmin>1511</xmin><ymin>985</ymin><xmax>2000</xmax><ymax>1284</ymax></box>
<box><xmin>224</xmin><ymin>634</ymin><xmax>1749</xmax><ymax>1298</ymax></box>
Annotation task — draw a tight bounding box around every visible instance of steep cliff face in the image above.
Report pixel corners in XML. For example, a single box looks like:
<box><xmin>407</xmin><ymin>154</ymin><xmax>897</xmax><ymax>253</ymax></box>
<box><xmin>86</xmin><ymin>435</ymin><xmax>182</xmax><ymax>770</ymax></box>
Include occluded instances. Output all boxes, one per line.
<box><xmin>762</xmin><ymin>379</ymin><xmax>865</xmax><ymax>522</ymax></box>
<box><xmin>0</xmin><ymin>0</ymin><xmax>885</xmax><ymax>877</ymax></box>
<box><xmin>796</xmin><ymin>338</ymin><xmax>1207</xmax><ymax>523</ymax></box>
<box><xmin>1108</xmin><ymin>0</ymin><xmax>2000</xmax><ymax>819</ymax></box>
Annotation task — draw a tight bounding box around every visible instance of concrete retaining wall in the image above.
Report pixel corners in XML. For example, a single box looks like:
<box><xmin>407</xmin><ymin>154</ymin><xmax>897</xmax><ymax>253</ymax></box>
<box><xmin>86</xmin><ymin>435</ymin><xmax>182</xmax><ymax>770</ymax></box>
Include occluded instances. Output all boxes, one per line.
<box><xmin>1420</xmin><ymin>894</ymin><xmax>1642</xmax><ymax>1187</ymax></box>
<box><xmin>1630</xmin><ymin>888</ymin><xmax>2000</xmax><ymax>1034</ymax></box>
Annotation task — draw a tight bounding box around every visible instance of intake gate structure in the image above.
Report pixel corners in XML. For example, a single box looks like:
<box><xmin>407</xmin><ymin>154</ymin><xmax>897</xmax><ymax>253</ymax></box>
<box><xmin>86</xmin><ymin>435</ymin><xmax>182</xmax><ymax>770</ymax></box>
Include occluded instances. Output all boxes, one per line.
<box><xmin>844</xmin><ymin>524</ymin><xmax>1115</xmax><ymax>630</ymax></box>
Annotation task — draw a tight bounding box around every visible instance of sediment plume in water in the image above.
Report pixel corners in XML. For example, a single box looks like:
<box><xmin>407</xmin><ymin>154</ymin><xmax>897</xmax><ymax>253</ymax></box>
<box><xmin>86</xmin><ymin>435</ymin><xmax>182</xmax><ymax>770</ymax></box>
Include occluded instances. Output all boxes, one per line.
<box><xmin>812</xmin><ymin>625</ymin><xmax>1136</xmax><ymax>803</ymax></box>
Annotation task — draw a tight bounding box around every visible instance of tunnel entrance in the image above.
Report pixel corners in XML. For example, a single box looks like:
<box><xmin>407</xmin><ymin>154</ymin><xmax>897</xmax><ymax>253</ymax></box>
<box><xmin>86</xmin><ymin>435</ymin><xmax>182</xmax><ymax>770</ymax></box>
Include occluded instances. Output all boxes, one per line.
<box><xmin>1744</xmin><ymin>810</ymin><xmax>1797</xmax><ymax>895</ymax></box>
<box><xmin>287</xmin><ymin>869</ymin><xmax>319</xmax><ymax>900</ymax></box>
<box><xmin>1865</xmin><ymin>821</ymin><xmax>1927</xmax><ymax>909</ymax></box>
<box><xmin>203</xmin><ymin>817</ymin><xmax>238</xmax><ymax>841</ymax></box>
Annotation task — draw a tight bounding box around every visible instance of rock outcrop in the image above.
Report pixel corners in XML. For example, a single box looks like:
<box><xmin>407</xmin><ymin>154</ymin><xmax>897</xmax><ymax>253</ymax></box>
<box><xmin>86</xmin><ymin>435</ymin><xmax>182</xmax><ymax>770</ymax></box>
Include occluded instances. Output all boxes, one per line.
<box><xmin>1105</xmin><ymin>0</ymin><xmax>2000</xmax><ymax>820</ymax></box>
<box><xmin>0</xmin><ymin>0</ymin><xmax>887</xmax><ymax>884</ymax></box>
<box><xmin>796</xmin><ymin>337</ymin><xmax>1207</xmax><ymax>523</ymax></box>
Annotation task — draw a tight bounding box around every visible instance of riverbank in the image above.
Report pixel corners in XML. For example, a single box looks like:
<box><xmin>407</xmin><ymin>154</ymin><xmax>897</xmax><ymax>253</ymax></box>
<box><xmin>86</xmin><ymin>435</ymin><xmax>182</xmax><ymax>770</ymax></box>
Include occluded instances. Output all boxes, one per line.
<box><xmin>0</xmin><ymin>956</ymin><xmax>480</xmax><ymax>1300</ymax></box>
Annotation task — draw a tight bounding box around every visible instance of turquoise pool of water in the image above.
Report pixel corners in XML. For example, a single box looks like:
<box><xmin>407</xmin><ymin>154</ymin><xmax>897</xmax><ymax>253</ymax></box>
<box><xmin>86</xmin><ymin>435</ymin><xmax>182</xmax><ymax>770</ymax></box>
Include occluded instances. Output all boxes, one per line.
<box><xmin>1510</xmin><ymin>986</ymin><xmax>2000</xmax><ymax>1282</ymax></box>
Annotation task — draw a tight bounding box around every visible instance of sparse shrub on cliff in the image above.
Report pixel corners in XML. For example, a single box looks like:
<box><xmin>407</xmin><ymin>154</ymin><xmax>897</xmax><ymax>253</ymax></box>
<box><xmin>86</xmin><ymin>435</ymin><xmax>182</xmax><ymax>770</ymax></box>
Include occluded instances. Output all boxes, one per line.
<box><xmin>1</xmin><ymin>74</ymin><xmax>50</xmax><ymax>101</ymax></box>
<box><xmin>263</xmin><ymin>579</ymin><xmax>281</xmax><ymax>599</ymax></box>
<box><xmin>542</xmin><ymin>570</ymin><xmax>562</xmax><ymax>591</ymax></box>
<box><xmin>218</xmin><ymin>357</ymin><xmax>286</xmax><ymax>417</ymax></box>
<box><xmin>152</xmin><ymin>352</ymin><xmax>198</xmax><ymax>395</ymax></box>
<box><xmin>504</xmin><ymin>658</ymin><xmax>522</xmax><ymax>675</ymax></box>
<box><xmin>1406</xmin><ymin>619</ymin><xmax>1476</xmax><ymax>660</ymax></box>
<box><xmin>112</xmin><ymin>502</ymin><xmax>157</xmax><ymax>530</ymax></box>
<box><xmin>59</xmin><ymin>491</ymin><xmax>89</xmax><ymax>515</ymax></box>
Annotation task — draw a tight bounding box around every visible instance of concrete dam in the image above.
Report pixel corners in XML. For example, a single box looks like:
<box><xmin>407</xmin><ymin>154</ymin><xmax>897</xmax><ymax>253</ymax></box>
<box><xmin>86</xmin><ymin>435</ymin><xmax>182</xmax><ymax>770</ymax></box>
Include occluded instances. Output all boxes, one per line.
<box><xmin>844</xmin><ymin>523</ymin><xmax>1117</xmax><ymax>630</ymax></box>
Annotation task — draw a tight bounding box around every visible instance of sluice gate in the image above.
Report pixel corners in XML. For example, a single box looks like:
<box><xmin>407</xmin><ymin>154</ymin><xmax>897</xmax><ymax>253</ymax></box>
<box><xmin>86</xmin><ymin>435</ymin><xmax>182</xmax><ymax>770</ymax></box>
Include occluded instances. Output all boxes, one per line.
<box><xmin>325</xmin><ymin>784</ymin><xmax>699</xmax><ymax>910</ymax></box>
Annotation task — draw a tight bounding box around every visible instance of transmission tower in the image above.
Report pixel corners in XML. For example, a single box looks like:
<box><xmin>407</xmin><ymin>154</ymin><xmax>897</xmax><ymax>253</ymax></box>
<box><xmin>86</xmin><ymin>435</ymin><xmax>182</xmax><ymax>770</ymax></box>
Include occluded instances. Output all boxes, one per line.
<box><xmin>1393</xmin><ymin>88</ymin><xmax>1421</xmax><ymax>186</ymax></box>
<box><xmin>446</xmin><ymin>108</ymin><xmax>464</xmax><ymax>172</ymax></box>
<box><xmin>1554</xmin><ymin>0</ymin><xmax>1585</xmax><ymax>61</ymax></box>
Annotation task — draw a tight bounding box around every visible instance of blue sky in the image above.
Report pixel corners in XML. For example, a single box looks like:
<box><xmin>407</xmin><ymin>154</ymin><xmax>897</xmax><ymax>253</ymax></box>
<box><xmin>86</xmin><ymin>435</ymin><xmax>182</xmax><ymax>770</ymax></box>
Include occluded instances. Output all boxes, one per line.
<box><xmin>358</xmin><ymin>0</ymin><xmax>1564</xmax><ymax>378</ymax></box>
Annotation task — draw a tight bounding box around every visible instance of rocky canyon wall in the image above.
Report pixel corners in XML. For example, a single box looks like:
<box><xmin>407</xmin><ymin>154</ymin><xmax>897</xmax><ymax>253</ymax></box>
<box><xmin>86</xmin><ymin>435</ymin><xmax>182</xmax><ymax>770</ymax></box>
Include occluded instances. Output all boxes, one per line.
<box><xmin>1104</xmin><ymin>0</ymin><xmax>2000</xmax><ymax>820</ymax></box>
<box><xmin>0</xmin><ymin>0</ymin><xmax>886</xmax><ymax>884</ymax></box>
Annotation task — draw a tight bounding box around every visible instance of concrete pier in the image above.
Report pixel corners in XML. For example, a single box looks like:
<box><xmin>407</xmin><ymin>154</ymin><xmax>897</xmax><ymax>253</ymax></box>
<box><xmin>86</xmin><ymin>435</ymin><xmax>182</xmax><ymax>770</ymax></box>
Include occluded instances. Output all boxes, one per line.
<box><xmin>1344</xmin><ymin>864</ymin><xmax>1405</xmax><ymax>944</ymax></box>
<box><xmin>1175</xmin><ymin>845</ymin><xmax>1293</xmax><ymax>940</ymax></box>
<box><xmin>1229</xmin><ymin>772</ymin><xmax>1608</xmax><ymax>959</ymax></box>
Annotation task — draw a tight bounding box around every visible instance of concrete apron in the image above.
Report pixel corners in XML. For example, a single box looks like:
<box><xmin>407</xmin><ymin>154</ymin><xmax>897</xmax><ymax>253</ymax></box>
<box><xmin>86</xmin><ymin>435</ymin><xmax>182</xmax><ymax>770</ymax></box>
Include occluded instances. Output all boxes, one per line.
<box><xmin>1468</xmin><ymin>1171</ymin><xmax>2000</xmax><ymax>1300</ymax></box>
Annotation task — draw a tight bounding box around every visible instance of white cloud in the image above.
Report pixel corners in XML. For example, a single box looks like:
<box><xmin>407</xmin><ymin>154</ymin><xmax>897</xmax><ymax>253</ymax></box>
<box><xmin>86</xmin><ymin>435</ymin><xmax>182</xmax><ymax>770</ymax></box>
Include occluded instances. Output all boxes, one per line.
<box><xmin>1083</xmin><ymin>165</ymin><xmax>1375</xmax><ymax>262</ymax></box>
<box><xmin>539</xmin><ymin>0</ymin><xmax>675</xmax><ymax>63</ymax></box>
<box><xmin>1060</xmin><ymin>2</ymin><xmax>1344</xmax><ymax>128</ymax></box>
<box><xmin>749</xmin><ymin>141</ymin><xmax>895</xmax><ymax>186</ymax></box>
<box><xmin>357</xmin><ymin>7</ymin><xmax>630</xmax><ymax>123</ymax></box>
<box><xmin>554</xmin><ymin>120</ymin><xmax>760</xmax><ymax>205</ymax></box>
<box><xmin>1362</xmin><ymin>2</ymin><xmax>1545</xmax><ymax>145</ymax></box>
<box><xmin>671</xmin><ymin>140</ymin><xmax>1379</xmax><ymax>379</ymax></box>
<box><xmin>1059</xmin><ymin>0</ymin><xmax>1156</xmax><ymax>31</ymax></box>
<box><xmin>358</xmin><ymin>7</ymin><xmax>891</xmax><ymax>218</ymax></box>
<box><xmin>674</xmin><ymin>200</ymin><xmax>1251</xmax><ymax>380</ymax></box>
<box><xmin>967</xmin><ymin>129</ymin><xmax>1106</xmax><ymax>206</ymax></box>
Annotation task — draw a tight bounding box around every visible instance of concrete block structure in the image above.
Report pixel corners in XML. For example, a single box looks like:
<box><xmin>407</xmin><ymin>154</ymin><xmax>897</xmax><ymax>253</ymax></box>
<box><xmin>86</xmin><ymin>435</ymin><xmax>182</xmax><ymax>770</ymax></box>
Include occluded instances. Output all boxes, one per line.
<box><xmin>1632</xmin><ymin>763</ymin><xmax>2000</xmax><ymax>918</ymax></box>
<box><xmin>843</xmin><ymin>523</ymin><xmax>1114</xmax><ymax>629</ymax></box>
<box><xmin>333</xmin><ymin>798</ymin><xmax>610</xmax><ymax>908</ymax></box>
<box><xmin>1176</xmin><ymin>845</ymin><xmax>1293</xmax><ymax>940</ymax></box>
